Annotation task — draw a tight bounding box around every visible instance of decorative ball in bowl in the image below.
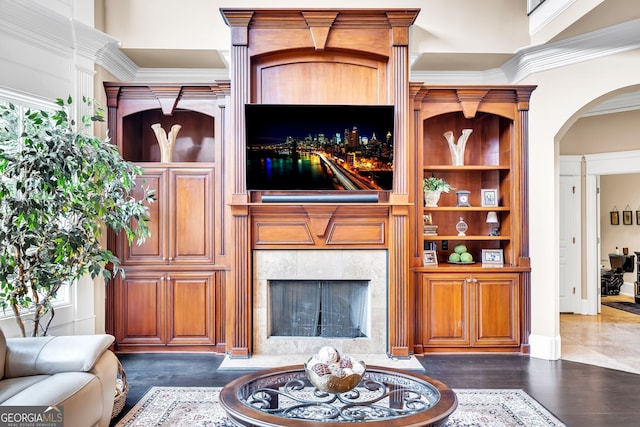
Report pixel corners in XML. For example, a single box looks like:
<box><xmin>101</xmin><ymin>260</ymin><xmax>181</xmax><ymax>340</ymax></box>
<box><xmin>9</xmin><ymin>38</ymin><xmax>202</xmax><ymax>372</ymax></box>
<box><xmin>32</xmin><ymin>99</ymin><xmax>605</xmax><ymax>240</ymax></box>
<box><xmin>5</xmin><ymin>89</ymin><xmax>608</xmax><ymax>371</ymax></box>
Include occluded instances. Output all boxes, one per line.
<box><xmin>304</xmin><ymin>346</ymin><xmax>366</xmax><ymax>394</ymax></box>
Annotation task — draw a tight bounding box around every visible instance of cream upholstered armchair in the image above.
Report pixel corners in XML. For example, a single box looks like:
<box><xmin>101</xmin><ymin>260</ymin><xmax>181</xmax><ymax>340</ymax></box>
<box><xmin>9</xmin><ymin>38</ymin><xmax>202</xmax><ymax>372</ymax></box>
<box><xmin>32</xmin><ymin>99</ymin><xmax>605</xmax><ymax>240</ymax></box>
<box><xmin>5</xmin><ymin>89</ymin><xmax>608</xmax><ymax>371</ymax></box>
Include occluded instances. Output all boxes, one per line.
<box><xmin>0</xmin><ymin>328</ymin><xmax>118</xmax><ymax>427</ymax></box>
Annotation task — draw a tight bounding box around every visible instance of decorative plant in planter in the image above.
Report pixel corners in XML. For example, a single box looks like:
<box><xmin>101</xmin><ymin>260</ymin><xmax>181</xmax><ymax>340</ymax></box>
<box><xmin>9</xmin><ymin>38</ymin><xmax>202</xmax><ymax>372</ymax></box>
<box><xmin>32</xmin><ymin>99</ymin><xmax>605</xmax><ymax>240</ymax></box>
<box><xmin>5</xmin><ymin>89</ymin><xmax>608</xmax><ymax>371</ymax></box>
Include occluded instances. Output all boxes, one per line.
<box><xmin>423</xmin><ymin>176</ymin><xmax>455</xmax><ymax>207</ymax></box>
<box><xmin>0</xmin><ymin>97</ymin><xmax>154</xmax><ymax>337</ymax></box>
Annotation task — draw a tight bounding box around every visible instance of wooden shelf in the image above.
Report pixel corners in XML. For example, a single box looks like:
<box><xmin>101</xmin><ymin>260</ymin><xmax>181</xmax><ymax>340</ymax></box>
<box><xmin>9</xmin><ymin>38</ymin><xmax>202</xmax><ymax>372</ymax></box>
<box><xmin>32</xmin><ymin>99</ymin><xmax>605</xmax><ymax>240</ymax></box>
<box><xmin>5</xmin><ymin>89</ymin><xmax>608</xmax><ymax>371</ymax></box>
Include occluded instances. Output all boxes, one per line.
<box><xmin>423</xmin><ymin>235</ymin><xmax>510</xmax><ymax>241</ymax></box>
<box><xmin>414</xmin><ymin>264</ymin><xmax>531</xmax><ymax>273</ymax></box>
<box><xmin>423</xmin><ymin>206</ymin><xmax>510</xmax><ymax>212</ymax></box>
<box><xmin>423</xmin><ymin>165</ymin><xmax>510</xmax><ymax>171</ymax></box>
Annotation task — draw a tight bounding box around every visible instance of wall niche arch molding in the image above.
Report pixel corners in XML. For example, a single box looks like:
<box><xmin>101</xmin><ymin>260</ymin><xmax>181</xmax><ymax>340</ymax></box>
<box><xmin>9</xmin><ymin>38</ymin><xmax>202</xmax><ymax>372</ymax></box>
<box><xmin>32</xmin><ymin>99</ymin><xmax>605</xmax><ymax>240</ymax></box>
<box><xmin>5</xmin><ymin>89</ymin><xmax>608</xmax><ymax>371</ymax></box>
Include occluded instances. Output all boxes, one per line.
<box><xmin>252</xmin><ymin>50</ymin><xmax>389</xmax><ymax>104</ymax></box>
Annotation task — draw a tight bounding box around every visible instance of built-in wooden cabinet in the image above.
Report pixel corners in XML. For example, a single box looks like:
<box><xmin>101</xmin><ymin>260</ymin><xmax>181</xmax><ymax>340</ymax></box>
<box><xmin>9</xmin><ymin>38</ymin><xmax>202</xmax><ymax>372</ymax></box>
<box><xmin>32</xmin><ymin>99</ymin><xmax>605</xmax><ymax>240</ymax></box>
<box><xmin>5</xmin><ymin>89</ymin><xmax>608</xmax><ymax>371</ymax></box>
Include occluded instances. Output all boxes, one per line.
<box><xmin>411</xmin><ymin>86</ymin><xmax>534</xmax><ymax>354</ymax></box>
<box><xmin>104</xmin><ymin>83</ymin><xmax>229</xmax><ymax>353</ymax></box>
<box><xmin>122</xmin><ymin>166</ymin><xmax>214</xmax><ymax>266</ymax></box>
<box><xmin>114</xmin><ymin>271</ymin><xmax>219</xmax><ymax>348</ymax></box>
<box><xmin>102</xmin><ymin>14</ymin><xmax>535</xmax><ymax>358</ymax></box>
<box><xmin>422</xmin><ymin>272</ymin><xmax>520</xmax><ymax>349</ymax></box>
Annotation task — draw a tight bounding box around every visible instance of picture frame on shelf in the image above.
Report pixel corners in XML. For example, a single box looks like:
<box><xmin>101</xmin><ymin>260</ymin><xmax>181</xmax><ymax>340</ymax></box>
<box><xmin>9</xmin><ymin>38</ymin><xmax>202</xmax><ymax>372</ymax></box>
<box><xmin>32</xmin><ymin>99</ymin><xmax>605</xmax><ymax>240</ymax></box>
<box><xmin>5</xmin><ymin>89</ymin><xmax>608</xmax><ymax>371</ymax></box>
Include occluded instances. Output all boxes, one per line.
<box><xmin>423</xmin><ymin>213</ymin><xmax>433</xmax><ymax>225</ymax></box>
<box><xmin>482</xmin><ymin>249</ymin><xmax>504</xmax><ymax>267</ymax></box>
<box><xmin>423</xmin><ymin>250</ymin><xmax>438</xmax><ymax>266</ymax></box>
<box><xmin>610</xmin><ymin>210</ymin><xmax>619</xmax><ymax>225</ymax></box>
<box><xmin>623</xmin><ymin>210</ymin><xmax>633</xmax><ymax>225</ymax></box>
<box><xmin>481</xmin><ymin>189</ymin><xmax>498</xmax><ymax>207</ymax></box>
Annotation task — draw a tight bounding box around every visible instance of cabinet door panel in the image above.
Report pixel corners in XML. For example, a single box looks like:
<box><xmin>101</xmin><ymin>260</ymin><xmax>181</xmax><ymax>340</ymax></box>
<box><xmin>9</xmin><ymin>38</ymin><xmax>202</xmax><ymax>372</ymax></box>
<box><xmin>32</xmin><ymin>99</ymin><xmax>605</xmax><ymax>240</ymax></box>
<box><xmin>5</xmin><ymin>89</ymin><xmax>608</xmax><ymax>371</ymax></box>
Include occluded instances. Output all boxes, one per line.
<box><xmin>121</xmin><ymin>168</ymin><xmax>168</xmax><ymax>264</ymax></box>
<box><xmin>423</xmin><ymin>275</ymin><xmax>470</xmax><ymax>346</ymax></box>
<box><xmin>169</xmin><ymin>169</ymin><xmax>214</xmax><ymax>264</ymax></box>
<box><xmin>474</xmin><ymin>274</ymin><xmax>520</xmax><ymax>346</ymax></box>
<box><xmin>167</xmin><ymin>273</ymin><xmax>215</xmax><ymax>345</ymax></box>
<box><xmin>116</xmin><ymin>273</ymin><xmax>166</xmax><ymax>345</ymax></box>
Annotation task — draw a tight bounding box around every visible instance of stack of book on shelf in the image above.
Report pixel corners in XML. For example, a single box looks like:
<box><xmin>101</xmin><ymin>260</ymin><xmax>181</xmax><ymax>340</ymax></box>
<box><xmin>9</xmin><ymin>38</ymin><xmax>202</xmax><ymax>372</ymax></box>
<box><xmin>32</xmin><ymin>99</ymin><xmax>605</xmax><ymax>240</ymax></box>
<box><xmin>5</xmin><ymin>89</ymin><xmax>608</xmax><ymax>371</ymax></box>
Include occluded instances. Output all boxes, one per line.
<box><xmin>423</xmin><ymin>224</ymin><xmax>438</xmax><ymax>235</ymax></box>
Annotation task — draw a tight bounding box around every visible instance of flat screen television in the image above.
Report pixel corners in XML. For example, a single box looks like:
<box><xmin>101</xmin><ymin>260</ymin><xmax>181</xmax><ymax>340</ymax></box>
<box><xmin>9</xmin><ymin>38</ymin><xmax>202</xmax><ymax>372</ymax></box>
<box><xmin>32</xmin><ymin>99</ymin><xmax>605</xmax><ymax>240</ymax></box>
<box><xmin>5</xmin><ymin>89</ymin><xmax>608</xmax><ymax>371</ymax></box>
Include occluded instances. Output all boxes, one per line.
<box><xmin>245</xmin><ymin>104</ymin><xmax>394</xmax><ymax>193</ymax></box>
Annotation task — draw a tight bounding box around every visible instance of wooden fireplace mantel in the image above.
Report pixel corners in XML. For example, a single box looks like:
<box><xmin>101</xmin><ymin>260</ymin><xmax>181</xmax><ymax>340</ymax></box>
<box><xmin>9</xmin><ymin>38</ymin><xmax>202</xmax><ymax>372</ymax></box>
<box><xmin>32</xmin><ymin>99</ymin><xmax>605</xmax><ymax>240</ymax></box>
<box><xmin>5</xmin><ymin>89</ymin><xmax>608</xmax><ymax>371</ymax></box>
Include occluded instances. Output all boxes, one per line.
<box><xmin>221</xmin><ymin>8</ymin><xmax>419</xmax><ymax>358</ymax></box>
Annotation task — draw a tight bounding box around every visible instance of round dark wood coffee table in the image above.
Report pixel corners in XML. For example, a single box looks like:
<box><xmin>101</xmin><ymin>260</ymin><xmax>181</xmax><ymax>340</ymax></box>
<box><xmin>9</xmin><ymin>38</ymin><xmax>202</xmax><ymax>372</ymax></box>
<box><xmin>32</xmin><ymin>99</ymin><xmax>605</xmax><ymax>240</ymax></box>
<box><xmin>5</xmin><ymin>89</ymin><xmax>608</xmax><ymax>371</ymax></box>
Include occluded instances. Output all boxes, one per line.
<box><xmin>220</xmin><ymin>365</ymin><xmax>457</xmax><ymax>427</ymax></box>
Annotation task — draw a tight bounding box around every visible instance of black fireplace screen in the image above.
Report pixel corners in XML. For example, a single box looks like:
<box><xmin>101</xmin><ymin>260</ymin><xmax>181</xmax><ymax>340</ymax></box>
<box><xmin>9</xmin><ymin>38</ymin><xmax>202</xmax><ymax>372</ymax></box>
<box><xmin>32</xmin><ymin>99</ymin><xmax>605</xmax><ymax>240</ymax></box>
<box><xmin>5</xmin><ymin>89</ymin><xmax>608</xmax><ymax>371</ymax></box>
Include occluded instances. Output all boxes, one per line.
<box><xmin>269</xmin><ymin>280</ymin><xmax>368</xmax><ymax>338</ymax></box>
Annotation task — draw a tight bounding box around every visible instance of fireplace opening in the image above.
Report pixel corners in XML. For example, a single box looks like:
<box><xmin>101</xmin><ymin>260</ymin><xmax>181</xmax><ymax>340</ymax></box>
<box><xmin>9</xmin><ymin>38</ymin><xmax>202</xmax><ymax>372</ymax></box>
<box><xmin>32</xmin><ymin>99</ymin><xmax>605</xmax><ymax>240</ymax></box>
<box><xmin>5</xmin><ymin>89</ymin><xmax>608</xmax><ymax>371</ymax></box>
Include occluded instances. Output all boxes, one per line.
<box><xmin>269</xmin><ymin>280</ymin><xmax>369</xmax><ymax>338</ymax></box>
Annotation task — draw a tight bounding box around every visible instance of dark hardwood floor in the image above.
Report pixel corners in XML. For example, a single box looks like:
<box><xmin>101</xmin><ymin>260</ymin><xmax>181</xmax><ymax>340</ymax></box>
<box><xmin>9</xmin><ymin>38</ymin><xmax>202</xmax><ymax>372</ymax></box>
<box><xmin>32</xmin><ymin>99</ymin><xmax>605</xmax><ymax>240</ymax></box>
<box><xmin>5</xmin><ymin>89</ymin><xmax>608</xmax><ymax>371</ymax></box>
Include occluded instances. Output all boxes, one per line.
<box><xmin>110</xmin><ymin>352</ymin><xmax>640</xmax><ymax>426</ymax></box>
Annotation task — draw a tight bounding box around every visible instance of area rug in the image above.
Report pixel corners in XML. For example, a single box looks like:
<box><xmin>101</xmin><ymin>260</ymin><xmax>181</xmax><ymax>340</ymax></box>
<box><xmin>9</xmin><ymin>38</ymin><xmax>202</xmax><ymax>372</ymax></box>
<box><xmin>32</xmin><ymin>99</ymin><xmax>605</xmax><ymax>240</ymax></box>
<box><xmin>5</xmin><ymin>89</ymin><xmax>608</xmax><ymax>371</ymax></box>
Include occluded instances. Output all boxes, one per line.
<box><xmin>114</xmin><ymin>386</ymin><xmax>566</xmax><ymax>427</ymax></box>
<box><xmin>602</xmin><ymin>301</ymin><xmax>640</xmax><ymax>315</ymax></box>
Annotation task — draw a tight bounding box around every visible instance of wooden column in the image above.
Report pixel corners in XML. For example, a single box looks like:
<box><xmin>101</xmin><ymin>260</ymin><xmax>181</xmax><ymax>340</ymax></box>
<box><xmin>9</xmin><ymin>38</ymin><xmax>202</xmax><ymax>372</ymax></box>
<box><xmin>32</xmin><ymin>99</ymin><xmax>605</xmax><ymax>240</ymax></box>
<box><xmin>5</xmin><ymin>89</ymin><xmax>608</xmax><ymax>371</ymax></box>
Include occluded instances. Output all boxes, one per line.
<box><xmin>223</xmin><ymin>10</ymin><xmax>253</xmax><ymax>358</ymax></box>
<box><xmin>516</xmin><ymin>90</ymin><xmax>533</xmax><ymax>353</ymax></box>
<box><xmin>387</xmin><ymin>12</ymin><xmax>415</xmax><ymax>357</ymax></box>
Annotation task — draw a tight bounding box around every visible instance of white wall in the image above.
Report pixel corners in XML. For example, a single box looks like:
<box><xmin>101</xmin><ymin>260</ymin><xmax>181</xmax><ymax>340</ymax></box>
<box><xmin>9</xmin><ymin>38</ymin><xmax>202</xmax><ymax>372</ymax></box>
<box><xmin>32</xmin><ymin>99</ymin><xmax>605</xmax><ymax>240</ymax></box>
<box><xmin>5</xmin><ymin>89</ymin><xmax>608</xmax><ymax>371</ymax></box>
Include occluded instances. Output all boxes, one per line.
<box><xmin>103</xmin><ymin>0</ymin><xmax>530</xmax><ymax>55</ymax></box>
<box><xmin>561</xmin><ymin>109</ymin><xmax>640</xmax><ymax>155</ymax></box>
<box><xmin>522</xmin><ymin>48</ymin><xmax>640</xmax><ymax>359</ymax></box>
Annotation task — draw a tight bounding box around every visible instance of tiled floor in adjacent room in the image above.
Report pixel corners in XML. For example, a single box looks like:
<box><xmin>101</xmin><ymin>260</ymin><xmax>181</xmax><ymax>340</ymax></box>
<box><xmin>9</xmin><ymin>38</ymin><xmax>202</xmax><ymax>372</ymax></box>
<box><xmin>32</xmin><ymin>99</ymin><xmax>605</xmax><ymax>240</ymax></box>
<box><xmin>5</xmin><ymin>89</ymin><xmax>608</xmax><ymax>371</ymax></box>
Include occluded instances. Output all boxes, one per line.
<box><xmin>561</xmin><ymin>293</ymin><xmax>640</xmax><ymax>374</ymax></box>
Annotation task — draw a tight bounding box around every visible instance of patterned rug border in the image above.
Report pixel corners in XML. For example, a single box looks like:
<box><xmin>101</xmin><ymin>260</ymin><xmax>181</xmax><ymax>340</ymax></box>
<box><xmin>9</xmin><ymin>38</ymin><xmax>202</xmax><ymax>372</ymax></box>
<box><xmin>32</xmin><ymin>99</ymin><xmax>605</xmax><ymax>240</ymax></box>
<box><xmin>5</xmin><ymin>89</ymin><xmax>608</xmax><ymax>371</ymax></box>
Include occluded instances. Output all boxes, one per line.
<box><xmin>602</xmin><ymin>300</ymin><xmax>640</xmax><ymax>315</ymax></box>
<box><xmin>115</xmin><ymin>386</ymin><xmax>566</xmax><ymax>427</ymax></box>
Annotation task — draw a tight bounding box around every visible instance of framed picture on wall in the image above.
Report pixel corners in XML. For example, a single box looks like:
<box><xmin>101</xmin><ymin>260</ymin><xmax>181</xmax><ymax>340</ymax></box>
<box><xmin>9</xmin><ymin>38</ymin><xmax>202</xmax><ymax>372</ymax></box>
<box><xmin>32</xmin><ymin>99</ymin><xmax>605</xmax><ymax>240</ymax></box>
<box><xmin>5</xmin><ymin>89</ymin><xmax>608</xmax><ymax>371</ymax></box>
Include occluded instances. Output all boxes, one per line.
<box><xmin>636</xmin><ymin>211</ymin><xmax>640</xmax><ymax>225</ymax></box>
<box><xmin>624</xmin><ymin>210</ymin><xmax>633</xmax><ymax>225</ymax></box>
<box><xmin>610</xmin><ymin>210</ymin><xmax>620</xmax><ymax>225</ymax></box>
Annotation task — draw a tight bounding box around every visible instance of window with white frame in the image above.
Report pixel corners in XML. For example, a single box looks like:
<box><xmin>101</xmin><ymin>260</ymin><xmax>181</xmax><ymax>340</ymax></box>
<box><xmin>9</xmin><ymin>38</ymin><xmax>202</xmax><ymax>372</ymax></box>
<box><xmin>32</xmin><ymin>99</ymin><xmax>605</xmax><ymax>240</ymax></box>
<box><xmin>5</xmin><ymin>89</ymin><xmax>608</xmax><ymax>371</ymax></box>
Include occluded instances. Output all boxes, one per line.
<box><xmin>528</xmin><ymin>0</ymin><xmax>547</xmax><ymax>14</ymax></box>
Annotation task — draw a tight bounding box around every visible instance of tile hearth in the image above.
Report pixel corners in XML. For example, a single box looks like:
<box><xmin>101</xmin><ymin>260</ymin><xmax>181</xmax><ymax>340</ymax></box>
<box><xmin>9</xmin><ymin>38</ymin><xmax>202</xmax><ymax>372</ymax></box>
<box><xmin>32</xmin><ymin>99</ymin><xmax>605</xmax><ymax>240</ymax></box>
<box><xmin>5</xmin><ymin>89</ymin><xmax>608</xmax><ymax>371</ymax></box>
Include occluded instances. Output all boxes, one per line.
<box><xmin>218</xmin><ymin>353</ymin><xmax>424</xmax><ymax>371</ymax></box>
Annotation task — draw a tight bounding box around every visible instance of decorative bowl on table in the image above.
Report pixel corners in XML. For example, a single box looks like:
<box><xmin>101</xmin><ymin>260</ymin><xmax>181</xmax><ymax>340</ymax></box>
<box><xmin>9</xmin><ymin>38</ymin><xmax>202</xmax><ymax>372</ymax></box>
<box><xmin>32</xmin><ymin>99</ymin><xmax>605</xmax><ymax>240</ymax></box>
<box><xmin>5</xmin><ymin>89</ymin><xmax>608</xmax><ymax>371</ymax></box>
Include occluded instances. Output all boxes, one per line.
<box><xmin>304</xmin><ymin>346</ymin><xmax>366</xmax><ymax>394</ymax></box>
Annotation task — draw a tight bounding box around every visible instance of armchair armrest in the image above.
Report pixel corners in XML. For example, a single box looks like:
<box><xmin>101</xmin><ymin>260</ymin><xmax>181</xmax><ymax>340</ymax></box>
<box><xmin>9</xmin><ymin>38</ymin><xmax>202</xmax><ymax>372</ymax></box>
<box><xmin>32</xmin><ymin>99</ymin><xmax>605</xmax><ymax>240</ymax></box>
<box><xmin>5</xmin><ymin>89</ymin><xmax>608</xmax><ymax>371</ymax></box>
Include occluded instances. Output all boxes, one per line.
<box><xmin>3</xmin><ymin>334</ymin><xmax>115</xmax><ymax>378</ymax></box>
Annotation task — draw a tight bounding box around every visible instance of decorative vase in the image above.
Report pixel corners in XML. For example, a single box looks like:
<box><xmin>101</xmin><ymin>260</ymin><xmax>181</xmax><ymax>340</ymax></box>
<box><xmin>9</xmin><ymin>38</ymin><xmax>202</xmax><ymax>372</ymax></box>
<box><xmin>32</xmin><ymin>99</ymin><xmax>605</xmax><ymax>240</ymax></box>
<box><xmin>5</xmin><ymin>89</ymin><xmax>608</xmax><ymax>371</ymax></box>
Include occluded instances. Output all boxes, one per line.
<box><xmin>456</xmin><ymin>217</ymin><xmax>468</xmax><ymax>236</ymax></box>
<box><xmin>424</xmin><ymin>190</ymin><xmax>442</xmax><ymax>207</ymax></box>
<box><xmin>444</xmin><ymin>128</ymin><xmax>473</xmax><ymax>166</ymax></box>
<box><xmin>151</xmin><ymin>123</ymin><xmax>182</xmax><ymax>162</ymax></box>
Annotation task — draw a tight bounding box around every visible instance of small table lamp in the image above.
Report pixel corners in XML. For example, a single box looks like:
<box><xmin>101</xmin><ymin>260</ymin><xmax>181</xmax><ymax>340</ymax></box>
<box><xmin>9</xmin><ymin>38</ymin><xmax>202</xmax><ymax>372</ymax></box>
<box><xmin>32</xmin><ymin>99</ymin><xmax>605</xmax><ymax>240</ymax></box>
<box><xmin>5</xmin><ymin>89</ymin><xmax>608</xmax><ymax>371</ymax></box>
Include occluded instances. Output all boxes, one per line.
<box><xmin>486</xmin><ymin>211</ymin><xmax>500</xmax><ymax>236</ymax></box>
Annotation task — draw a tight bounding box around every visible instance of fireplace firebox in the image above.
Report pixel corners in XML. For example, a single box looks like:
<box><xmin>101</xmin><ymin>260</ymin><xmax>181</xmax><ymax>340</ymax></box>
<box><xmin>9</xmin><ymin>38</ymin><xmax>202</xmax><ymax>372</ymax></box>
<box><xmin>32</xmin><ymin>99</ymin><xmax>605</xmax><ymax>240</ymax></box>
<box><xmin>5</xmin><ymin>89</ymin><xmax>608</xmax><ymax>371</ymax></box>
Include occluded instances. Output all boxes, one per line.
<box><xmin>270</xmin><ymin>280</ymin><xmax>369</xmax><ymax>338</ymax></box>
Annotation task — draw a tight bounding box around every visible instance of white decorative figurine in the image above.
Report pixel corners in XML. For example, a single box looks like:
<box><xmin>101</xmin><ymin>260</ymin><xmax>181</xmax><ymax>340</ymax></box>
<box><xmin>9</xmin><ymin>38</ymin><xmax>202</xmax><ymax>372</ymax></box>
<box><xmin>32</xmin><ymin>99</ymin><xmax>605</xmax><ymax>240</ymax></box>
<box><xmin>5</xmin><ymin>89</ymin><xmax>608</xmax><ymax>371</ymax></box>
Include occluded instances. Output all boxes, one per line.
<box><xmin>443</xmin><ymin>128</ymin><xmax>473</xmax><ymax>166</ymax></box>
<box><xmin>151</xmin><ymin>123</ymin><xmax>182</xmax><ymax>162</ymax></box>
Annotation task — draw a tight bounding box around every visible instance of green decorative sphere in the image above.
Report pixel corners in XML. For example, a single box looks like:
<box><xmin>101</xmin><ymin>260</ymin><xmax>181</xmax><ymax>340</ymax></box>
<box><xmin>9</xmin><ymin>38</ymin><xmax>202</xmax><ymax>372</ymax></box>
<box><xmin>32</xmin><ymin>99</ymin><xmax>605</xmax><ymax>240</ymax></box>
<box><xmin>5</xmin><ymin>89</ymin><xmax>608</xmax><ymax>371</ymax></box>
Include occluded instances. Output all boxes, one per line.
<box><xmin>454</xmin><ymin>244</ymin><xmax>467</xmax><ymax>254</ymax></box>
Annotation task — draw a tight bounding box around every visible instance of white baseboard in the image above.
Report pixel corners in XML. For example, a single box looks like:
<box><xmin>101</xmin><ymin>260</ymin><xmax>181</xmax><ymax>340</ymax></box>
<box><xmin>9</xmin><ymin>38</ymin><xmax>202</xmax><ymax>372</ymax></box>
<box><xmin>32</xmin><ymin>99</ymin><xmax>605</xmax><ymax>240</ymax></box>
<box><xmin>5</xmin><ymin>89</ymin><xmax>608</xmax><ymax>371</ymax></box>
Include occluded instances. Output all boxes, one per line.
<box><xmin>529</xmin><ymin>333</ymin><xmax>561</xmax><ymax>360</ymax></box>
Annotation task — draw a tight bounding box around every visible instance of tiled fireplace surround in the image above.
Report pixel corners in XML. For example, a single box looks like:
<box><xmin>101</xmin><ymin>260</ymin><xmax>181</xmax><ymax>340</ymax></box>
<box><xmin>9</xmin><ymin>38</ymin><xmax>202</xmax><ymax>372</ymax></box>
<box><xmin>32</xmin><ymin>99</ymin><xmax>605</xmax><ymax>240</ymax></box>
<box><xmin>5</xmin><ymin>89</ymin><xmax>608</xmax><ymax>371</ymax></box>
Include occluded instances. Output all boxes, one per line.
<box><xmin>253</xmin><ymin>249</ymin><xmax>388</xmax><ymax>356</ymax></box>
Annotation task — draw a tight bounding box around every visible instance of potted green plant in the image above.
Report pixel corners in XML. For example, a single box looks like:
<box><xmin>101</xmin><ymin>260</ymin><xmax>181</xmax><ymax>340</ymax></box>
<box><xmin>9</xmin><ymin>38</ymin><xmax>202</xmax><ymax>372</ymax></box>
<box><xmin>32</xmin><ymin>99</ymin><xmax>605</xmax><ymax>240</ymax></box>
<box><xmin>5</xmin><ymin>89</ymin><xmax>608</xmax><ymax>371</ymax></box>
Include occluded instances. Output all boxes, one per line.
<box><xmin>0</xmin><ymin>96</ymin><xmax>154</xmax><ymax>337</ymax></box>
<box><xmin>423</xmin><ymin>176</ymin><xmax>455</xmax><ymax>207</ymax></box>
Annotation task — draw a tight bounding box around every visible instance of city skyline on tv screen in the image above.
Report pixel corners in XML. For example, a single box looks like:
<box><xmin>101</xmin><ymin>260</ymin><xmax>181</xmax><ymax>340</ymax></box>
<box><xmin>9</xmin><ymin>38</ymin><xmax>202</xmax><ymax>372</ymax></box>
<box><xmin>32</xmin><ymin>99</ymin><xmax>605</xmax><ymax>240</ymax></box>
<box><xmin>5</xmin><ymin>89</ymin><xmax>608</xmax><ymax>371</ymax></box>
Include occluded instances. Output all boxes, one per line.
<box><xmin>245</xmin><ymin>104</ymin><xmax>394</xmax><ymax>191</ymax></box>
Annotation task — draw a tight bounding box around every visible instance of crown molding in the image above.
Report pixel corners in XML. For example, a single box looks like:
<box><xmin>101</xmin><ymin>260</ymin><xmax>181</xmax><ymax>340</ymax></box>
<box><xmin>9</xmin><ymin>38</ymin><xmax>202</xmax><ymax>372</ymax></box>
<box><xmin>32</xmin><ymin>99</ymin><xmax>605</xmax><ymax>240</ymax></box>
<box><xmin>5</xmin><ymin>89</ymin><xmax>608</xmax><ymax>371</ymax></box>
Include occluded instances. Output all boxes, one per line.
<box><xmin>412</xmin><ymin>17</ymin><xmax>640</xmax><ymax>87</ymax></box>
<box><xmin>409</xmin><ymin>68</ymin><xmax>507</xmax><ymax>85</ymax></box>
<box><xmin>503</xmin><ymin>18</ymin><xmax>640</xmax><ymax>83</ymax></box>
<box><xmin>0</xmin><ymin>0</ymin><xmax>71</xmax><ymax>55</ymax></box>
<box><xmin>0</xmin><ymin>0</ymin><xmax>124</xmax><ymax>72</ymax></box>
<box><xmin>134</xmin><ymin>67</ymin><xmax>230</xmax><ymax>83</ymax></box>
<box><xmin>95</xmin><ymin>43</ymin><xmax>138</xmax><ymax>81</ymax></box>
<box><xmin>582</xmin><ymin>92</ymin><xmax>640</xmax><ymax>117</ymax></box>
